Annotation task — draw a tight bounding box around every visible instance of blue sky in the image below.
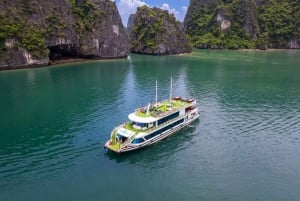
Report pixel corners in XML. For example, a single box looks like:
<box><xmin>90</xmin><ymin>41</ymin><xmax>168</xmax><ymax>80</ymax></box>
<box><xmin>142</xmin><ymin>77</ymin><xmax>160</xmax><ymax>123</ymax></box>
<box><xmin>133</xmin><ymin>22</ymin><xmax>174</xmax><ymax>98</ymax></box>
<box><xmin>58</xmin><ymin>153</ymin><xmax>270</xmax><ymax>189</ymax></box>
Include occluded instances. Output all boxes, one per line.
<box><xmin>115</xmin><ymin>0</ymin><xmax>189</xmax><ymax>25</ymax></box>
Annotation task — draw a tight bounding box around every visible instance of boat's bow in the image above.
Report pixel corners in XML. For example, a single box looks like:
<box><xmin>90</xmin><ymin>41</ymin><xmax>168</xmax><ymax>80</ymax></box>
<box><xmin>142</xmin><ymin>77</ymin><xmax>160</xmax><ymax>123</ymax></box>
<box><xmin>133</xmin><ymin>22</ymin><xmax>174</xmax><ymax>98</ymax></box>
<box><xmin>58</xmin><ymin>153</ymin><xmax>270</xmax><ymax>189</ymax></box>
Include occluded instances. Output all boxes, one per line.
<box><xmin>104</xmin><ymin>127</ymin><xmax>137</xmax><ymax>153</ymax></box>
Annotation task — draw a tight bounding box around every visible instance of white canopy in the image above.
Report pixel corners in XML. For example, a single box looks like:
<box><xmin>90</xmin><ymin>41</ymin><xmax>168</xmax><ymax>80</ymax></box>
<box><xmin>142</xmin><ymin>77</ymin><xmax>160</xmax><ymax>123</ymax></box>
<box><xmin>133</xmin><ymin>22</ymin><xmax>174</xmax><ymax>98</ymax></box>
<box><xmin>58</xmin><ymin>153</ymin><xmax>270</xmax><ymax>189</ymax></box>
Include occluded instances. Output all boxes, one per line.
<box><xmin>117</xmin><ymin>127</ymin><xmax>136</xmax><ymax>138</ymax></box>
<box><xmin>128</xmin><ymin>113</ymin><xmax>157</xmax><ymax>123</ymax></box>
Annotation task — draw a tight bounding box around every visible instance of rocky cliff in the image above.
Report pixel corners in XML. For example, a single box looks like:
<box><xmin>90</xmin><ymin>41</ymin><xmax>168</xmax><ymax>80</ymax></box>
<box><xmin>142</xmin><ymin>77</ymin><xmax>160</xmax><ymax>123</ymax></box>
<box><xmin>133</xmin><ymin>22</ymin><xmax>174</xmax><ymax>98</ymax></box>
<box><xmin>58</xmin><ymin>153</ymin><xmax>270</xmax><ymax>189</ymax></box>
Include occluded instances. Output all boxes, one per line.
<box><xmin>127</xmin><ymin>14</ymin><xmax>135</xmax><ymax>32</ymax></box>
<box><xmin>184</xmin><ymin>0</ymin><xmax>300</xmax><ymax>49</ymax></box>
<box><xmin>129</xmin><ymin>6</ymin><xmax>192</xmax><ymax>55</ymax></box>
<box><xmin>0</xmin><ymin>0</ymin><xmax>129</xmax><ymax>69</ymax></box>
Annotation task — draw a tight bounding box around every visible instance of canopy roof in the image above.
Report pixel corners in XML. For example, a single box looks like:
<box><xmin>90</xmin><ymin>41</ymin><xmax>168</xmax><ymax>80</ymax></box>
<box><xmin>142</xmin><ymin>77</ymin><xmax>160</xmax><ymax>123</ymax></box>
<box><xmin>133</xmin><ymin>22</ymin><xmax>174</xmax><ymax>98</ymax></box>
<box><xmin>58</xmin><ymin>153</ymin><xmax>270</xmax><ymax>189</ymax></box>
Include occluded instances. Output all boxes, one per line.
<box><xmin>128</xmin><ymin>113</ymin><xmax>158</xmax><ymax>123</ymax></box>
<box><xmin>117</xmin><ymin>127</ymin><xmax>136</xmax><ymax>137</ymax></box>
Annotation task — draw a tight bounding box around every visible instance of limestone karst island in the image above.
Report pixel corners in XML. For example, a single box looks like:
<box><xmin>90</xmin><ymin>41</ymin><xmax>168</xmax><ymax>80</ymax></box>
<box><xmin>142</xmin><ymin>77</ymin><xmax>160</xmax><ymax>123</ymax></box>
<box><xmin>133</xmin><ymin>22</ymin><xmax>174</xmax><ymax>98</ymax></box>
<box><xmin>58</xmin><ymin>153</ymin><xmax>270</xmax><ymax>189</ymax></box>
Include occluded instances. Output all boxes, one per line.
<box><xmin>0</xmin><ymin>0</ymin><xmax>299</xmax><ymax>69</ymax></box>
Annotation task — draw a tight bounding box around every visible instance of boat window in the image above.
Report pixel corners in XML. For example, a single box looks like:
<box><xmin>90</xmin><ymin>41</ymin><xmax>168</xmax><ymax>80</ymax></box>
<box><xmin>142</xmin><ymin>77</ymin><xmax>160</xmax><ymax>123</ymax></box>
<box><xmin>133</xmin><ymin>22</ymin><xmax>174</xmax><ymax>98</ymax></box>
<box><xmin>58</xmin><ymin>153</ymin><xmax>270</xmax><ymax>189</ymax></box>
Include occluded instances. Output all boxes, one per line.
<box><xmin>134</xmin><ymin>122</ymin><xmax>147</xmax><ymax>128</ymax></box>
<box><xmin>158</xmin><ymin>111</ymin><xmax>179</xmax><ymax>125</ymax></box>
<box><xmin>144</xmin><ymin>130</ymin><xmax>160</xmax><ymax>140</ymax></box>
<box><xmin>132</xmin><ymin>138</ymin><xmax>145</xmax><ymax>144</ymax></box>
<box><xmin>116</xmin><ymin>134</ymin><xmax>123</xmax><ymax>139</ymax></box>
<box><xmin>116</xmin><ymin>134</ymin><xmax>127</xmax><ymax>143</ymax></box>
<box><xmin>144</xmin><ymin>118</ymin><xmax>184</xmax><ymax>140</ymax></box>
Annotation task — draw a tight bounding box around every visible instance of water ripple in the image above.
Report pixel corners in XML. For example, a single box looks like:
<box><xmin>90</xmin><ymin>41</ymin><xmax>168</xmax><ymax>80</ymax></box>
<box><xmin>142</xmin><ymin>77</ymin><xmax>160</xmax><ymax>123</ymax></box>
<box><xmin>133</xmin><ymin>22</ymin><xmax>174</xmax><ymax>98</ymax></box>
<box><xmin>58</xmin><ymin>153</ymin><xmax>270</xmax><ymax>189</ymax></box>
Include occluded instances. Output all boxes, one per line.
<box><xmin>1</xmin><ymin>51</ymin><xmax>300</xmax><ymax>201</ymax></box>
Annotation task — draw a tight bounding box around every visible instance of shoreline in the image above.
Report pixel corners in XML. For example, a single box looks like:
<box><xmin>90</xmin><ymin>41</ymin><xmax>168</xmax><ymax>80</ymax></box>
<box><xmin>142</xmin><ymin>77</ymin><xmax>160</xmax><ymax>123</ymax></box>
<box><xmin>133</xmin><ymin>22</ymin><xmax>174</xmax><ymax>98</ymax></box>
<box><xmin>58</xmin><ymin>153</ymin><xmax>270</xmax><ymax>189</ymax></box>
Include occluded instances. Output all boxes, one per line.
<box><xmin>0</xmin><ymin>56</ymin><xmax>129</xmax><ymax>71</ymax></box>
<box><xmin>238</xmin><ymin>48</ymin><xmax>300</xmax><ymax>52</ymax></box>
<box><xmin>1</xmin><ymin>49</ymin><xmax>299</xmax><ymax>71</ymax></box>
<box><xmin>193</xmin><ymin>48</ymin><xmax>300</xmax><ymax>52</ymax></box>
<box><xmin>49</xmin><ymin>58</ymin><xmax>89</xmax><ymax>65</ymax></box>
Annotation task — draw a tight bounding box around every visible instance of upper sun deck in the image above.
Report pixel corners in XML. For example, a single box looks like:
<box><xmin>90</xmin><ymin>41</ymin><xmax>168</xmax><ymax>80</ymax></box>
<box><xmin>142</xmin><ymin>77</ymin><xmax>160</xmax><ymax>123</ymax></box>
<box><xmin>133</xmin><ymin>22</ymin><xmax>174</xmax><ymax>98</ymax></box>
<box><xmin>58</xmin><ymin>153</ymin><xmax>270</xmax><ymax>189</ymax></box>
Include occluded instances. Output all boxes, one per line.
<box><xmin>128</xmin><ymin>97</ymin><xmax>196</xmax><ymax>122</ymax></box>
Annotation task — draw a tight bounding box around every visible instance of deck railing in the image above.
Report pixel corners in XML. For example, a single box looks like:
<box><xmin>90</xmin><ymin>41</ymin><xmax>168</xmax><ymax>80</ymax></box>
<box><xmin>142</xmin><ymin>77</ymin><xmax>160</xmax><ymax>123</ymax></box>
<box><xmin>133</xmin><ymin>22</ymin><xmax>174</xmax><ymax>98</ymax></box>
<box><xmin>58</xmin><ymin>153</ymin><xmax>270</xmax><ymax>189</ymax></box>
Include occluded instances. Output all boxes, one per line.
<box><xmin>134</xmin><ymin>99</ymin><xmax>192</xmax><ymax>118</ymax></box>
<box><xmin>123</xmin><ymin>114</ymin><xmax>185</xmax><ymax>134</ymax></box>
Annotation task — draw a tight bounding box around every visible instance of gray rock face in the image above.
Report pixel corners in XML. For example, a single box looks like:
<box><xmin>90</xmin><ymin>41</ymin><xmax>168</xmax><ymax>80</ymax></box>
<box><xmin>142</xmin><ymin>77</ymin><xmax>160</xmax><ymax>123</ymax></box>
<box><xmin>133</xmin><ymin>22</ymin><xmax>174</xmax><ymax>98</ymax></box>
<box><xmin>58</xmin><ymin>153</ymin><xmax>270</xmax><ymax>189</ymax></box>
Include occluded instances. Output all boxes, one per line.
<box><xmin>0</xmin><ymin>0</ymin><xmax>129</xmax><ymax>69</ymax></box>
<box><xmin>129</xmin><ymin>6</ymin><xmax>192</xmax><ymax>55</ymax></box>
<box><xmin>215</xmin><ymin>8</ymin><xmax>231</xmax><ymax>32</ymax></box>
<box><xmin>0</xmin><ymin>48</ymin><xmax>49</xmax><ymax>69</ymax></box>
<box><xmin>127</xmin><ymin>14</ymin><xmax>135</xmax><ymax>32</ymax></box>
<box><xmin>287</xmin><ymin>39</ymin><xmax>300</xmax><ymax>49</ymax></box>
<box><xmin>237</xmin><ymin>0</ymin><xmax>259</xmax><ymax>39</ymax></box>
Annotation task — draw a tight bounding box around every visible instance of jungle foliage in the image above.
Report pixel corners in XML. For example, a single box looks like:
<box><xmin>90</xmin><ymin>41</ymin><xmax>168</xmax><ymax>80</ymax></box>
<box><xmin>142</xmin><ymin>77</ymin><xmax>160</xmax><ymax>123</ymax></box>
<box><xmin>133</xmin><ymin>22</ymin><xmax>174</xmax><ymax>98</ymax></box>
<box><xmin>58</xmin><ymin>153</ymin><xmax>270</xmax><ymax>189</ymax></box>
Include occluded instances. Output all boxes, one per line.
<box><xmin>184</xmin><ymin>0</ymin><xmax>300</xmax><ymax>49</ymax></box>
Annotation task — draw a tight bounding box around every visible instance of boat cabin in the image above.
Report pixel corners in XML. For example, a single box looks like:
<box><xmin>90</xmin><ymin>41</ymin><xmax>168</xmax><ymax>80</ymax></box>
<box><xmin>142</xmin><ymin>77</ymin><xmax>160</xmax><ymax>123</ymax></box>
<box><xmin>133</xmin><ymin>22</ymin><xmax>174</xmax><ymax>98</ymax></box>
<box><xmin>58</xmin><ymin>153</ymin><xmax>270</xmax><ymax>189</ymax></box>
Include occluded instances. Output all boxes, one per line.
<box><xmin>128</xmin><ymin>113</ymin><xmax>157</xmax><ymax>130</ymax></box>
<box><xmin>115</xmin><ymin>127</ymin><xmax>135</xmax><ymax>142</ymax></box>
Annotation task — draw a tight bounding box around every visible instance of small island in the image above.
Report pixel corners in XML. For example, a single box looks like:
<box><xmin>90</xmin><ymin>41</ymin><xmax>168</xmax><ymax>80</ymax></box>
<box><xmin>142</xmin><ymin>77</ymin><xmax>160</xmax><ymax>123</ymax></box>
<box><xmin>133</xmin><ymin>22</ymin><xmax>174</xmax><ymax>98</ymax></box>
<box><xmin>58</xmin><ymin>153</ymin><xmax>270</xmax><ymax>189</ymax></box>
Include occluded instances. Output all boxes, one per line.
<box><xmin>129</xmin><ymin>6</ymin><xmax>192</xmax><ymax>55</ymax></box>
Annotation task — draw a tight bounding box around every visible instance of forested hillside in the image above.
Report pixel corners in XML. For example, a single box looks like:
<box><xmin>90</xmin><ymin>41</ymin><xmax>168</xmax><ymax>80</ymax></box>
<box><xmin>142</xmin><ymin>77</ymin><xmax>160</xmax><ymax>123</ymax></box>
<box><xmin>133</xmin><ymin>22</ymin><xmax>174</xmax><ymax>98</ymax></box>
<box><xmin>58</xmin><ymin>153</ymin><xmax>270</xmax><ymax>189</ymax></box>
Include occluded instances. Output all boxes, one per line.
<box><xmin>184</xmin><ymin>0</ymin><xmax>300</xmax><ymax>49</ymax></box>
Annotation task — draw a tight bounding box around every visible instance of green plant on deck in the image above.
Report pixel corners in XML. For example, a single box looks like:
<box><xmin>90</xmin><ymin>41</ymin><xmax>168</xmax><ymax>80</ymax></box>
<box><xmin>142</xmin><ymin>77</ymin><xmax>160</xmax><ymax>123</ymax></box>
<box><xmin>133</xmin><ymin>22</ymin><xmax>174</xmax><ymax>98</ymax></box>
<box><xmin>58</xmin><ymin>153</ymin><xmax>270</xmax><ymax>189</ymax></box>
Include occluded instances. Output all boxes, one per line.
<box><xmin>111</xmin><ymin>129</ymin><xmax>117</xmax><ymax>144</ymax></box>
<box><xmin>124</xmin><ymin>123</ymin><xmax>140</xmax><ymax>132</ymax></box>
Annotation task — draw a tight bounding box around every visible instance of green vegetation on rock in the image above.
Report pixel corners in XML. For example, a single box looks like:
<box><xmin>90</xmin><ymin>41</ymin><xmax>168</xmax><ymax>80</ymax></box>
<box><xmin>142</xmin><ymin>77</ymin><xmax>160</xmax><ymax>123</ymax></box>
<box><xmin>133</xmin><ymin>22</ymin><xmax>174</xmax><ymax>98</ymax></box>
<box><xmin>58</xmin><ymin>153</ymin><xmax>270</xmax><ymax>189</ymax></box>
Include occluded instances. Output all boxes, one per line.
<box><xmin>184</xmin><ymin>0</ymin><xmax>300</xmax><ymax>49</ymax></box>
<box><xmin>45</xmin><ymin>13</ymin><xmax>66</xmax><ymax>38</ymax></box>
<box><xmin>258</xmin><ymin>0</ymin><xmax>300</xmax><ymax>48</ymax></box>
<box><xmin>70</xmin><ymin>0</ymin><xmax>105</xmax><ymax>32</ymax></box>
<box><xmin>0</xmin><ymin>9</ymin><xmax>48</xmax><ymax>58</ymax></box>
<box><xmin>0</xmin><ymin>0</ymin><xmax>129</xmax><ymax>68</ymax></box>
<box><xmin>130</xmin><ymin>6</ymin><xmax>192</xmax><ymax>55</ymax></box>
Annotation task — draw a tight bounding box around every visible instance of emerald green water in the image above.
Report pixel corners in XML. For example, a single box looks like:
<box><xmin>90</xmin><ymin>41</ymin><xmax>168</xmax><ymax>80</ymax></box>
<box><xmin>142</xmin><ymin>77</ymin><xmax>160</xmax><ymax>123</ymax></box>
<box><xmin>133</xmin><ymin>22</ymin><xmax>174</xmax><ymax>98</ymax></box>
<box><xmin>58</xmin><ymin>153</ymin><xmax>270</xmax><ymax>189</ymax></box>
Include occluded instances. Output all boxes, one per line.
<box><xmin>1</xmin><ymin>50</ymin><xmax>300</xmax><ymax>201</ymax></box>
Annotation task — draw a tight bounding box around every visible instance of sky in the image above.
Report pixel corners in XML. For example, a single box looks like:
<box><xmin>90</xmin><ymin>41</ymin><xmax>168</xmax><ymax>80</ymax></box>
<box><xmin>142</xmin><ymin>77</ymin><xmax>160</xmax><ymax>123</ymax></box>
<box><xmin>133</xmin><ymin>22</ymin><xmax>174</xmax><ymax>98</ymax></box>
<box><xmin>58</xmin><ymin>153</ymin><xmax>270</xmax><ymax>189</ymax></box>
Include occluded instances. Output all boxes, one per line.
<box><xmin>114</xmin><ymin>0</ymin><xmax>190</xmax><ymax>26</ymax></box>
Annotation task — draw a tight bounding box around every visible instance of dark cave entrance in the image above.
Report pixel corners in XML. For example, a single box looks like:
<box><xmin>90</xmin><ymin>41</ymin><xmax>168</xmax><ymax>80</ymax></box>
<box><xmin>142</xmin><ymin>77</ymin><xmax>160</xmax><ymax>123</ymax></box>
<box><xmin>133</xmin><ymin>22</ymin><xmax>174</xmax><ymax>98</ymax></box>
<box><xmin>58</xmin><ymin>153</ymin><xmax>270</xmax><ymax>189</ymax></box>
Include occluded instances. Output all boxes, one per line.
<box><xmin>48</xmin><ymin>44</ymin><xmax>81</xmax><ymax>61</ymax></box>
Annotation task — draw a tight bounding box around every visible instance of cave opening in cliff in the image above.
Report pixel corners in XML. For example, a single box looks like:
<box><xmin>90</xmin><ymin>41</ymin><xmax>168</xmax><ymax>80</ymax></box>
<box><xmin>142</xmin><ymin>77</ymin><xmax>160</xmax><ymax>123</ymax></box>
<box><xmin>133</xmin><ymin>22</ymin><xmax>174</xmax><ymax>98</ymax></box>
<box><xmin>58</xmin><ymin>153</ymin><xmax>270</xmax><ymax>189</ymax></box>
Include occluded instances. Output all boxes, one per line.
<box><xmin>48</xmin><ymin>44</ymin><xmax>81</xmax><ymax>61</ymax></box>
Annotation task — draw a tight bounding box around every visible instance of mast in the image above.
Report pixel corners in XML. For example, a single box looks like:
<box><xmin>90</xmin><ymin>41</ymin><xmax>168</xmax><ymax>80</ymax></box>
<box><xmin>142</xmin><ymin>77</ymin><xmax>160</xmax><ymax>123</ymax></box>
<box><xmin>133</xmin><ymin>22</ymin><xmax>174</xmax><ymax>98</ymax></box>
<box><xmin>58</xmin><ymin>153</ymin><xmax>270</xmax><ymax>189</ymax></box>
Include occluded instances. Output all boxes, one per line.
<box><xmin>156</xmin><ymin>79</ymin><xmax>158</xmax><ymax>106</ymax></box>
<box><xmin>169</xmin><ymin>76</ymin><xmax>172</xmax><ymax>102</ymax></box>
<box><xmin>146</xmin><ymin>103</ymin><xmax>150</xmax><ymax>116</ymax></box>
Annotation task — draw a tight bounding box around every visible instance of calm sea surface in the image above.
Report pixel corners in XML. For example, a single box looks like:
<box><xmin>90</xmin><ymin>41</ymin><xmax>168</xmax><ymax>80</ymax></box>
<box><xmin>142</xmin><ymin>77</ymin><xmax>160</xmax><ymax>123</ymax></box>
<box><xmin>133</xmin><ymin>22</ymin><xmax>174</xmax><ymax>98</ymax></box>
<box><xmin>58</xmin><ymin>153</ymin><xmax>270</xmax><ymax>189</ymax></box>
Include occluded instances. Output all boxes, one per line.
<box><xmin>0</xmin><ymin>50</ymin><xmax>300</xmax><ymax>201</ymax></box>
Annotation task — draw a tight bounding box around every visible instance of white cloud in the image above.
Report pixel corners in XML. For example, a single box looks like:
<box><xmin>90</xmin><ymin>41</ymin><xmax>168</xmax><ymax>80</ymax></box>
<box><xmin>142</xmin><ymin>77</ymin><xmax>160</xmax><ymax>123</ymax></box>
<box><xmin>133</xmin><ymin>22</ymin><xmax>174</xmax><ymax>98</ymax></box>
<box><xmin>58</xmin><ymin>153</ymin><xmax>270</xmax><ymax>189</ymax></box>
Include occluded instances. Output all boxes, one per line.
<box><xmin>181</xmin><ymin>6</ymin><xmax>188</xmax><ymax>21</ymax></box>
<box><xmin>116</xmin><ymin>0</ymin><xmax>148</xmax><ymax>26</ymax></box>
<box><xmin>160</xmin><ymin>3</ymin><xmax>179</xmax><ymax>16</ymax></box>
<box><xmin>116</xmin><ymin>1</ymin><xmax>188</xmax><ymax>25</ymax></box>
<box><xmin>160</xmin><ymin>3</ymin><xmax>188</xmax><ymax>22</ymax></box>
<box><xmin>182</xmin><ymin>6</ymin><xmax>188</xmax><ymax>14</ymax></box>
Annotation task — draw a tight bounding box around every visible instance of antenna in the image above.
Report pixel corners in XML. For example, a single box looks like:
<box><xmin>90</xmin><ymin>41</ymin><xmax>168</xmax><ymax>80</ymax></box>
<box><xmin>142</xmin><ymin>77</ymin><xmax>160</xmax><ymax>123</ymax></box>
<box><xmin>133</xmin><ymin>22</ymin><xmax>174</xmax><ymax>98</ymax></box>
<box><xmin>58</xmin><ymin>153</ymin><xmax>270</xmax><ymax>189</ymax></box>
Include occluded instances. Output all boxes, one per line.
<box><xmin>156</xmin><ymin>79</ymin><xmax>158</xmax><ymax>106</ymax></box>
<box><xmin>146</xmin><ymin>103</ymin><xmax>151</xmax><ymax>116</ymax></box>
<box><xmin>169</xmin><ymin>76</ymin><xmax>172</xmax><ymax>102</ymax></box>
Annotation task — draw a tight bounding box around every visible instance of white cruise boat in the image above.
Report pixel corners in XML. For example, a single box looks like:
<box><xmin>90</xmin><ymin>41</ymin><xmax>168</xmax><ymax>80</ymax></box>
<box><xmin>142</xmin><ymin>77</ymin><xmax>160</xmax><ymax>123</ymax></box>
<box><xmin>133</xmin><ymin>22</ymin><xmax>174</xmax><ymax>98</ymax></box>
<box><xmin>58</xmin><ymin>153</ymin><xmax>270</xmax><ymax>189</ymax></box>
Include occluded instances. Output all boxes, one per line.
<box><xmin>104</xmin><ymin>80</ymin><xmax>200</xmax><ymax>153</ymax></box>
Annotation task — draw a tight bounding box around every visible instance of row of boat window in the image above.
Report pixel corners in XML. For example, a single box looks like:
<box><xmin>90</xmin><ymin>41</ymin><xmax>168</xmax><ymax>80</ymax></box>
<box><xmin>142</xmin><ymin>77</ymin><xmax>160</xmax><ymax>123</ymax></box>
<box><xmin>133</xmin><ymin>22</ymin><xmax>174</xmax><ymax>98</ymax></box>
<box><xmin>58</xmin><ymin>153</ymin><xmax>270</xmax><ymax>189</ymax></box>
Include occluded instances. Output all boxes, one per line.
<box><xmin>133</xmin><ymin>111</ymin><xmax>179</xmax><ymax>129</ymax></box>
<box><xmin>157</xmin><ymin>112</ymin><xmax>179</xmax><ymax>125</ymax></box>
<box><xmin>134</xmin><ymin>122</ymin><xmax>147</xmax><ymax>127</ymax></box>
<box><xmin>132</xmin><ymin>118</ymin><xmax>184</xmax><ymax>144</ymax></box>
<box><xmin>132</xmin><ymin>137</ymin><xmax>145</xmax><ymax>144</ymax></box>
